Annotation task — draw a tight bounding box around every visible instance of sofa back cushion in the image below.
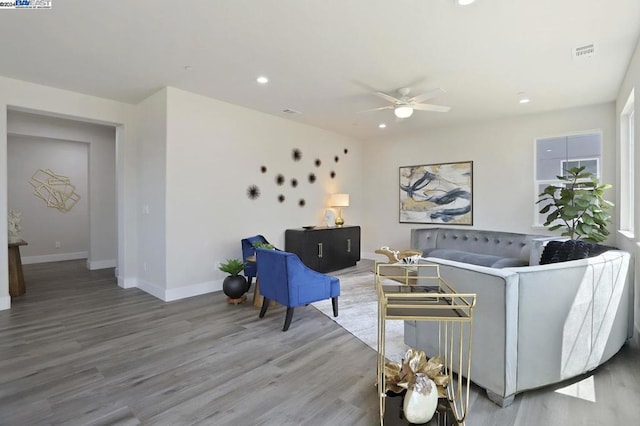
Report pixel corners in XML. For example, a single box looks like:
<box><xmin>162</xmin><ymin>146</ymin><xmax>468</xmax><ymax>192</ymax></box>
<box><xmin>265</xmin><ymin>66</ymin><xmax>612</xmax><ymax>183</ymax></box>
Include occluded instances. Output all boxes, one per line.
<box><xmin>412</xmin><ymin>228</ymin><xmax>541</xmax><ymax>263</ymax></box>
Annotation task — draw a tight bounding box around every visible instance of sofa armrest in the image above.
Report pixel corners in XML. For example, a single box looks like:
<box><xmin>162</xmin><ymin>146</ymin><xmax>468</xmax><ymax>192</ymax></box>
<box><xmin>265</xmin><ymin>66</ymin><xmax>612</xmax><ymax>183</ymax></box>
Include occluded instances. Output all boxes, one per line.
<box><xmin>509</xmin><ymin>251</ymin><xmax>631</xmax><ymax>391</ymax></box>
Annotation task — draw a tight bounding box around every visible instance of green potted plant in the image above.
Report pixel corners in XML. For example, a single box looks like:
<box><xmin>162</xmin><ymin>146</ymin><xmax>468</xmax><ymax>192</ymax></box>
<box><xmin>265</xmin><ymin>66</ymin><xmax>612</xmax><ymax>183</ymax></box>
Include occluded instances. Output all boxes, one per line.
<box><xmin>537</xmin><ymin>166</ymin><xmax>613</xmax><ymax>243</ymax></box>
<box><xmin>219</xmin><ymin>258</ymin><xmax>247</xmax><ymax>304</ymax></box>
<box><xmin>252</xmin><ymin>241</ymin><xmax>275</xmax><ymax>250</ymax></box>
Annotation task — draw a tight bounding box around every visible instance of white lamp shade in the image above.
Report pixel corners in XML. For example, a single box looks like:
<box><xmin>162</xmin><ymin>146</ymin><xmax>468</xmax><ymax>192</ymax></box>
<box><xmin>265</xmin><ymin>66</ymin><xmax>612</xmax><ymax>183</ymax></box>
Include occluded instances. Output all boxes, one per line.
<box><xmin>329</xmin><ymin>193</ymin><xmax>350</xmax><ymax>207</ymax></box>
<box><xmin>394</xmin><ymin>105</ymin><xmax>414</xmax><ymax>118</ymax></box>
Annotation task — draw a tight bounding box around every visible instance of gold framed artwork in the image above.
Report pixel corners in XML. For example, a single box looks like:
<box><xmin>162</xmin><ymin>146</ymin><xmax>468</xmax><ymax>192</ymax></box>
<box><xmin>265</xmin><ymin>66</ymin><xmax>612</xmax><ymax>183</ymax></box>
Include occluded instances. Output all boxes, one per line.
<box><xmin>399</xmin><ymin>161</ymin><xmax>473</xmax><ymax>225</ymax></box>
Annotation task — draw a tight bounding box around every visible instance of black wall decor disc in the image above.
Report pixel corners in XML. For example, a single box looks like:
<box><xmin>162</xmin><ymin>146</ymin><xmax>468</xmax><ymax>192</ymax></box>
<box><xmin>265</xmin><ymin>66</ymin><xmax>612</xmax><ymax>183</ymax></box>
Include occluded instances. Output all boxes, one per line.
<box><xmin>247</xmin><ymin>185</ymin><xmax>260</xmax><ymax>199</ymax></box>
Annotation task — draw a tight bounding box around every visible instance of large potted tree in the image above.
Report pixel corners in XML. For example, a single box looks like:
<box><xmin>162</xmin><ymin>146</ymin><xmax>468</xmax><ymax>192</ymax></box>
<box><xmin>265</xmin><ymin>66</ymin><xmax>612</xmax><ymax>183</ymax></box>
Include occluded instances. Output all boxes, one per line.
<box><xmin>537</xmin><ymin>166</ymin><xmax>613</xmax><ymax>243</ymax></box>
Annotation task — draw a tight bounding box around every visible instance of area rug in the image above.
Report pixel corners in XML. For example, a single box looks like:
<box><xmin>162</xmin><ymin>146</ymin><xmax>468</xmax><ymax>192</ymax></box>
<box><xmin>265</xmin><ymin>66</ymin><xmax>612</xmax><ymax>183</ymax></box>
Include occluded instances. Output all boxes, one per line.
<box><xmin>312</xmin><ymin>270</ymin><xmax>407</xmax><ymax>362</ymax></box>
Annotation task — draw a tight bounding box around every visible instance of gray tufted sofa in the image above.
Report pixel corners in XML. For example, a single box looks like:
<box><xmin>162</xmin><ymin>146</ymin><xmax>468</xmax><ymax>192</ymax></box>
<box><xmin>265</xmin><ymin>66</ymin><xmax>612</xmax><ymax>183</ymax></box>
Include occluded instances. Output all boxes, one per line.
<box><xmin>410</xmin><ymin>228</ymin><xmax>552</xmax><ymax>268</ymax></box>
<box><xmin>405</xmin><ymin>227</ymin><xmax>633</xmax><ymax>407</ymax></box>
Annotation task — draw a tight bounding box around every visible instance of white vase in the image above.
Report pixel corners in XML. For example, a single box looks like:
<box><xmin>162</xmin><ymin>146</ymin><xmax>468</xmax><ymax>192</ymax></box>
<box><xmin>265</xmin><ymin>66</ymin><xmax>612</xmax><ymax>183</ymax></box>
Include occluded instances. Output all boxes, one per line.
<box><xmin>403</xmin><ymin>373</ymin><xmax>438</xmax><ymax>424</ymax></box>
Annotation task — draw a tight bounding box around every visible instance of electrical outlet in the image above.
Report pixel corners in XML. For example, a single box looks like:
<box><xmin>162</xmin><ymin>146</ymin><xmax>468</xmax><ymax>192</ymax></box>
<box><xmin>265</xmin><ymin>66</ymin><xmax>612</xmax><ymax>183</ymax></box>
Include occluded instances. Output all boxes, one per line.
<box><xmin>55</xmin><ymin>241</ymin><xmax>61</xmax><ymax>248</ymax></box>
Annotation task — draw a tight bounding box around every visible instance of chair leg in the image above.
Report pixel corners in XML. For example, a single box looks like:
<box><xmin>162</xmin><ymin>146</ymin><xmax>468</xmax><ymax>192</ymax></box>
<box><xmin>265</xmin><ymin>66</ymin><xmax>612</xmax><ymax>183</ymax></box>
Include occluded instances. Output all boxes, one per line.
<box><xmin>247</xmin><ymin>276</ymin><xmax>253</xmax><ymax>288</ymax></box>
<box><xmin>332</xmin><ymin>297</ymin><xmax>339</xmax><ymax>317</ymax></box>
<box><xmin>259</xmin><ymin>297</ymin><xmax>270</xmax><ymax>318</ymax></box>
<box><xmin>283</xmin><ymin>307</ymin><xmax>294</xmax><ymax>331</ymax></box>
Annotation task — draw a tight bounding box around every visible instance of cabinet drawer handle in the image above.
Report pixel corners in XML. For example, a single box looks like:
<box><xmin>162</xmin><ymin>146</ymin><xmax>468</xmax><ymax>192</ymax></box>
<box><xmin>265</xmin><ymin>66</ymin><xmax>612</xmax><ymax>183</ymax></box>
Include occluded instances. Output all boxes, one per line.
<box><xmin>347</xmin><ymin>238</ymin><xmax>351</xmax><ymax>253</ymax></box>
<box><xmin>318</xmin><ymin>243</ymin><xmax>323</xmax><ymax>258</ymax></box>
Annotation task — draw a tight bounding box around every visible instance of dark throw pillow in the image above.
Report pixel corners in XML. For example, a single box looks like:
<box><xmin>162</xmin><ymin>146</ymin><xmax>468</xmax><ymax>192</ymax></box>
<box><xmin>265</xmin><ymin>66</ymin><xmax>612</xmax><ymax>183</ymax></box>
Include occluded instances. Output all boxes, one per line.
<box><xmin>539</xmin><ymin>240</ymin><xmax>610</xmax><ymax>265</ymax></box>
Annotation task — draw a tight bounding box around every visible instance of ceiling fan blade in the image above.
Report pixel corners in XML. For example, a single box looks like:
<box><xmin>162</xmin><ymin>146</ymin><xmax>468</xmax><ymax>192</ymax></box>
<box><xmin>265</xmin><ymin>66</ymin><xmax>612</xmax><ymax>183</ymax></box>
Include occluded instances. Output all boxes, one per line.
<box><xmin>409</xmin><ymin>88</ymin><xmax>446</xmax><ymax>103</ymax></box>
<box><xmin>358</xmin><ymin>105</ymin><xmax>394</xmax><ymax>113</ymax></box>
<box><xmin>374</xmin><ymin>91</ymin><xmax>402</xmax><ymax>104</ymax></box>
<box><xmin>412</xmin><ymin>103</ymin><xmax>451</xmax><ymax>112</ymax></box>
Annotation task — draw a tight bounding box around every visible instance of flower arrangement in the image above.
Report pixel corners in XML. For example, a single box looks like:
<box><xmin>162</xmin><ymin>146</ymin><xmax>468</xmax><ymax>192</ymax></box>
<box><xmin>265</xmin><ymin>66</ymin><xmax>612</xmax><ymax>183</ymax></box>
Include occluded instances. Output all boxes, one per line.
<box><xmin>385</xmin><ymin>348</ymin><xmax>447</xmax><ymax>423</ymax></box>
<box><xmin>8</xmin><ymin>210</ymin><xmax>22</xmax><ymax>243</ymax></box>
<box><xmin>384</xmin><ymin>348</ymin><xmax>449</xmax><ymax>397</ymax></box>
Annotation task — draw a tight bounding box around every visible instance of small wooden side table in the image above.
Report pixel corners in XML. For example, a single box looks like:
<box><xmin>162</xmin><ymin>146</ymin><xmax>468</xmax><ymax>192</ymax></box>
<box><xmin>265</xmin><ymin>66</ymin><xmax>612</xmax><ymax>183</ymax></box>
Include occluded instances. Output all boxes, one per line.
<box><xmin>8</xmin><ymin>240</ymin><xmax>28</xmax><ymax>297</ymax></box>
<box><xmin>246</xmin><ymin>255</ymin><xmax>263</xmax><ymax>308</ymax></box>
<box><xmin>246</xmin><ymin>254</ymin><xmax>276</xmax><ymax>309</ymax></box>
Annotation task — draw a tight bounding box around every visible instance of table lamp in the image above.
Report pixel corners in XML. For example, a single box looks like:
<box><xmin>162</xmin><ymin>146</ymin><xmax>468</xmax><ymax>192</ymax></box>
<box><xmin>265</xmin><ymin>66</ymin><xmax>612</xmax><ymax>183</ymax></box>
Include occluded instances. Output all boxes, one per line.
<box><xmin>329</xmin><ymin>193</ymin><xmax>349</xmax><ymax>227</ymax></box>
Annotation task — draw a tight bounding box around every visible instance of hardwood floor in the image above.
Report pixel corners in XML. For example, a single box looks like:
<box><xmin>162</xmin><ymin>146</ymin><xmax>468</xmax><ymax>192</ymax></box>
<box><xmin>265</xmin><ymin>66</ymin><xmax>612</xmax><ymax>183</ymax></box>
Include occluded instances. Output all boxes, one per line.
<box><xmin>0</xmin><ymin>260</ymin><xmax>638</xmax><ymax>425</ymax></box>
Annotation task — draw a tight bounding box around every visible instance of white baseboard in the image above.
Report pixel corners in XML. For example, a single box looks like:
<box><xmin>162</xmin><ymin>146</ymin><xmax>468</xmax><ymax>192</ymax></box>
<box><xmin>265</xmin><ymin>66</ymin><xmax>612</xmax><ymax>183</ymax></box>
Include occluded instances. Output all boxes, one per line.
<box><xmin>164</xmin><ymin>279</ymin><xmax>223</xmax><ymax>302</ymax></box>
<box><xmin>22</xmin><ymin>251</ymin><xmax>88</xmax><ymax>265</ymax></box>
<box><xmin>117</xmin><ymin>276</ymin><xmax>137</xmax><ymax>289</ymax></box>
<box><xmin>0</xmin><ymin>295</ymin><xmax>10</xmax><ymax>311</ymax></box>
<box><xmin>124</xmin><ymin>276</ymin><xmax>224</xmax><ymax>302</ymax></box>
<box><xmin>86</xmin><ymin>259</ymin><xmax>116</xmax><ymax>270</ymax></box>
<box><xmin>362</xmin><ymin>251</ymin><xmax>386</xmax><ymax>262</ymax></box>
<box><xmin>136</xmin><ymin>279</ymin><xmax>166</xmax><ymax>301</ymax></box>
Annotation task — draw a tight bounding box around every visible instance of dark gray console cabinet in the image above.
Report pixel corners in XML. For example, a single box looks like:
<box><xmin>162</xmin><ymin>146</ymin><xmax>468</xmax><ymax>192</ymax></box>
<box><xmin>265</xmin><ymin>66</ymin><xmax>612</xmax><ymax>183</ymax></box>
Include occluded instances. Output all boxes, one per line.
<box><xmin>285</xmin><ymin>226</ymin><xmax>361</xmax><ymax>273</ymax></box>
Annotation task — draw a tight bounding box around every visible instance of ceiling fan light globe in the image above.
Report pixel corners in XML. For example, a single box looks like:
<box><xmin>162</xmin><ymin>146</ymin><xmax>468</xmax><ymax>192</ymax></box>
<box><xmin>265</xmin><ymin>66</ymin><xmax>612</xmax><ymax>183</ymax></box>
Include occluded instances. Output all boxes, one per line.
<box><xmin>394</xmin><ymin>105</ymin><xmax>414</xmax><ymax>118</ymax></box>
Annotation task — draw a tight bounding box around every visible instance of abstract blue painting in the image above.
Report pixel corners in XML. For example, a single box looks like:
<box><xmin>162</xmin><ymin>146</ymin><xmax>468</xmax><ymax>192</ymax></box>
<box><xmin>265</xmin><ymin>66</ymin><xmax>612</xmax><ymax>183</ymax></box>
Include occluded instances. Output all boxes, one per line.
<box><xmin>399</xmin><ymin>161</ymin><xmax>473</xmax><ymax>224</ymax></box>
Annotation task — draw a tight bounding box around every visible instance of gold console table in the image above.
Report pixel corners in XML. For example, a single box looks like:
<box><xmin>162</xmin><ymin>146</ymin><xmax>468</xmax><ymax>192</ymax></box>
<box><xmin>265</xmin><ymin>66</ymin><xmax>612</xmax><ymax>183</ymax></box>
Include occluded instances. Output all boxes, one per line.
<box><xmin>376</xmin><ymin>262</ymin><xmax>476</xmax><ymax>425</ymax></box>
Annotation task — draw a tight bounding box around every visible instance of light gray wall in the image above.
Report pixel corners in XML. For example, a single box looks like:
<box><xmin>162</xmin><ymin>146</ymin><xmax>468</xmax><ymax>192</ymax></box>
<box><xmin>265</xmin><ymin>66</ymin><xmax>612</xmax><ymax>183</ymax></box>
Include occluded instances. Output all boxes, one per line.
<box><xmin>7</xmin><ymin>110</ymin><xmax>117</xmax><ymax>268</ymax></box>
<box><xmin>159</xmin><ymin>87</ymin><xmax>363</xmax><ymax>299</ymax></box>
<box><xmin>0</xmin><ymin>75</ymin><xmax>136</xmax><ymax>310</ymax></box>
<box><xmin>135</xmin><ymin>88</ymin><xmax>168</xmax><ymax>293</ymax></box>
<box><xmin>361</xmin><ymin>102</ymin><xmax>616</xmax><ymax>258</ymax></box>
<box><xmin>7</xmin><ymin>134</ymin><xmax>89</xmax><ymax>260</ymax></box>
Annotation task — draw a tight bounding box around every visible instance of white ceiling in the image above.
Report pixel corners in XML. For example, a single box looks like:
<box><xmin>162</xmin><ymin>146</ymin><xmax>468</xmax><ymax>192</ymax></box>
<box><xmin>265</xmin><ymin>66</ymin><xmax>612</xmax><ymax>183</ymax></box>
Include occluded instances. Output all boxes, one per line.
<box><xmin>1</xmin><ymin>0</ymin><xmax>639</xmax><ymax>140</ymax></box>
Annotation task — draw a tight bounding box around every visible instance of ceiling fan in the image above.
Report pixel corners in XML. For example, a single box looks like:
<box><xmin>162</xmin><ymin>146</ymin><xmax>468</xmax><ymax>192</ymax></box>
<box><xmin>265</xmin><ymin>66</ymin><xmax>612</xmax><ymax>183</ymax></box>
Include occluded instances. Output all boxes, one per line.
<box><xmin>367</xmin><ymin>87</ymin><xmax>451</xmax><ymax>119</ymax></box>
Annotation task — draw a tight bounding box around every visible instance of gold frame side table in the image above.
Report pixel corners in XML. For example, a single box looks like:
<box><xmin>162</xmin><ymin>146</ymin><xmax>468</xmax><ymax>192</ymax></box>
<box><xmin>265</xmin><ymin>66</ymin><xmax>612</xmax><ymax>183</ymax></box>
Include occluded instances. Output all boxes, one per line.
<box><xmin>376</xmin><ymin>262</ymin><xmax>476</xmax><ymax>425</ymax></box>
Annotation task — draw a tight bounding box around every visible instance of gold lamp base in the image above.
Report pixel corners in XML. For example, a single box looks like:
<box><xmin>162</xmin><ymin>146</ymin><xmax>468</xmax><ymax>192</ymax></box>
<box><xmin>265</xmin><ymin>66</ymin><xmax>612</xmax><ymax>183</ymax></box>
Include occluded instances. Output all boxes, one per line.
<box><xmin>335</xmin><ymin>215</ymin><xmax>344</xmax><ymax>227</ymax></box>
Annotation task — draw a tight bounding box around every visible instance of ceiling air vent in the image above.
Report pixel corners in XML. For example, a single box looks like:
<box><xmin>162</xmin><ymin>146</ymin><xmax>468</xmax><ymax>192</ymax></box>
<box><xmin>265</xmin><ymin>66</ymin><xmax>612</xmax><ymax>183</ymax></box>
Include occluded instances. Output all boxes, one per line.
<box><xmin>282</xmin><ymin>108</ymin><xmax>301</xmax><ymax>115</ymax></box>
<box><xmin>572</xmin><ymin>44</ymin><xmax>595</xmax><ymax>60</ymax></box>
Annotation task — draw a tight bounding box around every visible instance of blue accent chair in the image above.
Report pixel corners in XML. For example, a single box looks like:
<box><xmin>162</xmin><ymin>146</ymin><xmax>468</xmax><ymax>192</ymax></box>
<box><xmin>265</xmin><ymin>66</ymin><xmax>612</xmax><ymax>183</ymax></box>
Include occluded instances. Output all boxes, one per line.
<box><xmin>255</xmin><ymin>248</ymin><xmax>340</xmax><ymax>331</ymax></box>
<box><xmin>241</xmin><ymin>235</ymin><xmax>272</xmax><ymax>288</ymax></box>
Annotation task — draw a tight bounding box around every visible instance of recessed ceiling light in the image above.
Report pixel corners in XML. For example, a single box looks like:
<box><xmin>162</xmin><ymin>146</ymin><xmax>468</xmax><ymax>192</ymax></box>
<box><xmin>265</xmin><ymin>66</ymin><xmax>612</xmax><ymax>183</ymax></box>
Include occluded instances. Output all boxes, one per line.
<box><xmin>456</xmin><ymin>0</ymin><xmax>476</xmax><ymax>5</ymax></box>
<box><xmin>256</xmin><ymin>76</ymin><xmax>269</xmax><ymax>84</ymax></box>
<box><xmin>518</xmin><ymin>92</ymin><xmax>530</xmax><ymax>104</ymax></box>
<box><xmin>378</xmin><ymin>123</ymin><xmax>387</xmax><ymax>129</ymax></box>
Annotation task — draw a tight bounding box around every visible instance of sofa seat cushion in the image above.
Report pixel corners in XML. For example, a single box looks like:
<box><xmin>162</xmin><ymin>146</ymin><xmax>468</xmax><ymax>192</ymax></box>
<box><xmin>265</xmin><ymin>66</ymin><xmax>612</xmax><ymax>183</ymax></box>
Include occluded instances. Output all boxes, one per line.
<box><xmin>427</xmin><ymin>248</ymin><xmax>528</xmax><ymax>268</ymax></box>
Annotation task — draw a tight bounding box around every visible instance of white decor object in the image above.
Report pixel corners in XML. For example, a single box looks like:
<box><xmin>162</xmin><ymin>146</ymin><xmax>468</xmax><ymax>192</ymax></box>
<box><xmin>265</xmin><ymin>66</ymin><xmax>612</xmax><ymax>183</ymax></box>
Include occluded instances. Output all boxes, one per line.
<box><xmin>8</xmin><ymin>209</ymin><xmax>22</xmax><ymax>243</ymax></box>
<box><xmin>323</xmin><ymin>209</ymin><xmax>336</xmax><ymax>227</ymax></box>
<box><xmin>403</xmin><ymin>373</ymin><xmax>438</xmax><ymax>424</ymax></box>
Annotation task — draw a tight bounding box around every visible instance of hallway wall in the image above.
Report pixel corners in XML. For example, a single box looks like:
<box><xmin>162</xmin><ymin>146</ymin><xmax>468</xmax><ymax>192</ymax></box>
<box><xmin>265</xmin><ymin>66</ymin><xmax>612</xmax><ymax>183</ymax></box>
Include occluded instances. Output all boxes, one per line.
<box><xmin>7</xmin><ymin>110</ymin><xmax>117</xmax><ymax>269</ymax></box>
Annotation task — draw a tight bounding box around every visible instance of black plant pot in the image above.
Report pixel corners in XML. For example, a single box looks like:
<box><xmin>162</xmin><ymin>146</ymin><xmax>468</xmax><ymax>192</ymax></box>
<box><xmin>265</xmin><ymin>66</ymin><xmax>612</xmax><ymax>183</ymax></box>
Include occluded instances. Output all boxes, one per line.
<box><xmin>223</xmin><ymin>275</ymin><xmax>248</xmax><ymax>302</ymax></box>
